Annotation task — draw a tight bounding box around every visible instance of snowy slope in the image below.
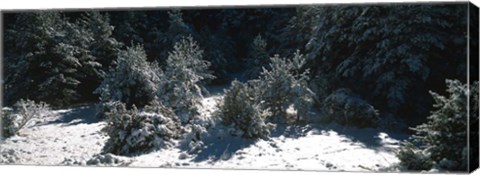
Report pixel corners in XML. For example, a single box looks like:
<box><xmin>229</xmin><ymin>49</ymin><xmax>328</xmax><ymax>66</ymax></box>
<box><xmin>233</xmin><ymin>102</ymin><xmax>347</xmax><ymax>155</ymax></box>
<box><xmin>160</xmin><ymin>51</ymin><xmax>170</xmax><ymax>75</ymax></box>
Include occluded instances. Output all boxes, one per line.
<box><xmin>0</xmin><ymin>106</ymin><xmax>107</xmax><ymax>165</ymax></box>
<box><xmin>0</xmin><ymin>94</ymin><xmax>407</xmax><ymax>172</ymax></box>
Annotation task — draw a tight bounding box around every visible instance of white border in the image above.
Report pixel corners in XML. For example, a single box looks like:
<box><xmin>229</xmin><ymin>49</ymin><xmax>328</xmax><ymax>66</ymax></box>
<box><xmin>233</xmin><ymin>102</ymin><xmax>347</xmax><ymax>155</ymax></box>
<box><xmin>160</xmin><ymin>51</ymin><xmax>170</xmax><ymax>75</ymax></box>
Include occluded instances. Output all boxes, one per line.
<box><xmin>0</xmin><ymin>0</ymin><xmax>478</xmax><ymax>10</ymax></box>
<box><xmin>0</xmin><ymin>165</ymin><xmax>452</xmax><ymax>175</ymax></box>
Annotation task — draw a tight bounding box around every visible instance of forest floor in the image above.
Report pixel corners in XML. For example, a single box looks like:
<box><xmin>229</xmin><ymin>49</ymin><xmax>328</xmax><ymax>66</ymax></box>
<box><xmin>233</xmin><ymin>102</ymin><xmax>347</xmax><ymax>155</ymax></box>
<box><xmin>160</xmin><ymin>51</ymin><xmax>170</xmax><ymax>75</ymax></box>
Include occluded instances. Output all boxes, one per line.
<box><xmin>0</xmin><ymin>86</ymin><xmax>409</xmax><ymax>172</ymax></box>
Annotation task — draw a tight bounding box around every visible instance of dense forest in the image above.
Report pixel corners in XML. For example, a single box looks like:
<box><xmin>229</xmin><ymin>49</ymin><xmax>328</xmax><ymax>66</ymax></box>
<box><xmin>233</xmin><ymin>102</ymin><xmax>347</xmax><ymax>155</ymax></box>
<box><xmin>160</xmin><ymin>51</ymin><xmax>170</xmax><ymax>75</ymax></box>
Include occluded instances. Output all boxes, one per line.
<box><xmin>2</xmin><ymin>3</ymin><xmax>479</xmax><ymax>172</ymax></box>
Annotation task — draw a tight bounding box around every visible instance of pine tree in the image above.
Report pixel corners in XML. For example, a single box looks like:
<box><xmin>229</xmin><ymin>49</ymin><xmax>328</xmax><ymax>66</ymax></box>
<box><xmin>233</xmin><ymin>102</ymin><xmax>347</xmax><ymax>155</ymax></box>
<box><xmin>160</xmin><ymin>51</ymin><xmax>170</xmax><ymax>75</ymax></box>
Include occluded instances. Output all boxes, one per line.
<box><xmin>76</xmin><ymin>11</ymin><xmax>123</xmax><ymax>101</ymax></box>
<box><xmin>95</xmin><ymin>45</ymin><xmax>163</xmax><ymax>109</ymax></box>
<box><xmin>78</xmin><ymin>11</ymin><xmax>122</xmax><ymax>71</ymax></box>
<box><xmin>196</xmin><ymin>28</ymin><xmax>235</xmax><ymax>83</ymax></box>
<box><xmin>154</xmin><ymin>10</ymin><xmax>195</xmax><ymax>64</ymax></box>
<box><xmin>3</xmin><ymin>11</ymin><xmax>123</xmax><ymax>107</ymax></box>
<box><xmin>398</xmin><ymin>79</ymin><xmax>477</xmax><ymax>171</ymax></box>
<box><xmin>277</xmin><ymin>6</ymin><xmax>316</xmax><ymax>57</ymax></box>
<box><xmin>255</xmin><ymin>51</ymin><xmax>314</xmax><ymax>123</ymax></box>
<box><xmin>296</xmin><ymin>4</ymin><xmax>467</xmax><ymax>123</ymax></box>
<box><xmin>4</xmin><ymin>12</ymin><xmax>104</xmax><ymax>107</ymax></box>
<box><xmin>218</xmin><ymin>80</ymin><xmax>274</xmax><ymax>139</ymax></box>
<box><xmin>160</xmin><ymin>36</ymin><xmax>215</xmax><ymax>123</ymax></box>
<box><xmin>244</xmin><ymin>35</ymin><xmax>270</xmax><ymax>79</ymax></box>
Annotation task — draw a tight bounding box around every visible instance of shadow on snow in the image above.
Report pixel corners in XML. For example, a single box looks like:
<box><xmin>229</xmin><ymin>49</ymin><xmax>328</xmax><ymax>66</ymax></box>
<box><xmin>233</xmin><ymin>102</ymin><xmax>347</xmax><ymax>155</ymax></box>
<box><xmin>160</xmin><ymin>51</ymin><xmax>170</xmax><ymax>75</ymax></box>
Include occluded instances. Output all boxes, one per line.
<box><xmin>310</xmin><ymin>123</ymin><xmax>410</xmax><ymax>151</ymax></box>
<box><xmin>46</xmin><ymin>104</ymin><xmax>100</xmax><ymax>126</ymax></box>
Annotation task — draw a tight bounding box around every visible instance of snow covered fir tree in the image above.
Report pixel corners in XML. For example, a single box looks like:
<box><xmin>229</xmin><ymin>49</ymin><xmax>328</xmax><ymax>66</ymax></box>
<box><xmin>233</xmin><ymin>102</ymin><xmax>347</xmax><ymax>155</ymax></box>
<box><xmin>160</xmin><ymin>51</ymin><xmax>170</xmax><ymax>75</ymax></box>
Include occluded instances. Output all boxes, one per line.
<box><xmin>1</xmin><ymin>3</ymin><xmax>479</xmax><ymax>173</ymax></box>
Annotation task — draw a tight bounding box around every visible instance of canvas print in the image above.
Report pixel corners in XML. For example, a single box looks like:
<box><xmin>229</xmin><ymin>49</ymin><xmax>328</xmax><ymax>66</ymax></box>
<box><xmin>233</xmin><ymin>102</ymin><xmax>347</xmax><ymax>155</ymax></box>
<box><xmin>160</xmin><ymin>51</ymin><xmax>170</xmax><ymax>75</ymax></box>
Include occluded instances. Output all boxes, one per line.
<box><xmin>1</xmin><ymin>2</ymin><xmax>479</xmax><ymax>173</ymax></box>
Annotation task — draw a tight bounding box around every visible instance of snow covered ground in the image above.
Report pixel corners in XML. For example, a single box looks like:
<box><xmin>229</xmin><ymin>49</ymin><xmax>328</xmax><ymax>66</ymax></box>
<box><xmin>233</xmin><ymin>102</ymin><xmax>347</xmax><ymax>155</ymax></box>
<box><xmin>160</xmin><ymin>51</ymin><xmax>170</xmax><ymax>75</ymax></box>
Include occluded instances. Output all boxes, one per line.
<box><xmin>0</xmin><ymin>93</ymin><xmax>408</xmax><ymax>172</ymax></box>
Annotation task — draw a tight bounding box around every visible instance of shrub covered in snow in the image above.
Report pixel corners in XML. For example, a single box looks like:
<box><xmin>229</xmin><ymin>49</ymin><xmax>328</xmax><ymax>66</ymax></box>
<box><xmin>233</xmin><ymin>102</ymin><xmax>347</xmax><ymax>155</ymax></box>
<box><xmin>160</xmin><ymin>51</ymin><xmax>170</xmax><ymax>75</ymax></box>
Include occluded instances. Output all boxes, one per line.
<box><xmin>218</xmin><ymin>80</ymin><xmax>274</xmax><ymax>139</ymax></box>
<box><xmin>102</xmin><ymin>101</ymin><xmax>181</xmax><ymax>155</ymax></box>
<box><xmin>255</xmin><ymin>51</ymin><xmax>314</xmax><ymax>123</ymax></box>
<box><xmin>95</xmin><ymin>101</ymin><xmax>121</xmax><ymax>119</ymax></box>
<box><xmin>396</xmin><ymin>142</ymin><xmax>434</xmax><ymax>170</ymax></box>
<box><xmin>1</xmin><ymin>99</ymin><xmax>51</xmax><ymax>138</ymax></box>
<box><xmin>160</xmin><ymin>36</ymin><xmax>215</xmax><ymax>123</ymax></box>
<box><xmin>397</xmin><ymin>79</ymin><xmax>477</xmax><ymax>171</ymax></box>
<box><xmin>181</xmin><ymin>107</ymin><xmax>219</xmax><ymax>153</ymax></box>
<box><xmin>322</xmin><ymin>88</ymin><xmax>379</xmax><ymax>128</ymax></box>
<box><xmin>86</xmin><ymin>153</ymin><xmax>130</xmax><ymax>166</ymax></box>
<box><xmin>95</xmin><ymin>45</ymin><xmax>164</xmax><ymax>109</ymax></box>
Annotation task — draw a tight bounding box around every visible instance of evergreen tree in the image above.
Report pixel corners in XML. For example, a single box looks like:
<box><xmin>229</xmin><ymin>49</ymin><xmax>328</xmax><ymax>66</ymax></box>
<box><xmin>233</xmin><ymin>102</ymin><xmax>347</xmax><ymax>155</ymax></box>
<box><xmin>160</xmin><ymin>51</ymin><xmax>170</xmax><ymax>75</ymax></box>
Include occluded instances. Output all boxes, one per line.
<box><xmin>78</xmin><ymin>11</ymin><xmax>122</xmax><ymax>71</ymax></box>
<box><xmin>4</xmin><ymin>12</ymin><xmax>104</xmax><ymax>107</ymax></box>
<box><xmin>95</xmin><ymin>45</ymin><xmax>163</xmax><ymax>109</ymax></box>
<box><xmin>155</xmin><ymin>10</ymin><xmax>195</xmax><ymax>64</ymax></box>
<box><xmin>244</xmin><ymin>35</ymin><xmax>270</xmax><ymax>79</ymax></box>
<box><xmin>160</xmin><ymin>36</ymin><xmax>215</xmax><ymax>123</ymax></box>
<box><xmin>277</xmin><ymin>6</ymin><xmax>316</xmax><ymax>57</ymax></box>
<box><xmin>255</xmin><ymin>51</ymin><xmax>314</xmax><ymax>123</ymax></box>
<box><xmin>297</xmin><ymin>4</ymin><xmax>467</xmax><ymax>124</ymax></box>
<box><xmin>76</xmin><ymin>11</ymin><xmax>123</xmax><ymax>101</ymax></box>
<box><xmin>218</xmin><ymin>80</ymin><xmax>274</xmax><ymax>139</ymax></box>
<box><xmin>196</xmin><ymin>28</ymin><xmax>236</xmax><ymax>83</ymax></box>
<box><xmin>398</xmin><ymin>79</ymin><xmax>477</xmax><ymax>171</ymax></box>
<box><xmin>108</xmin><ymin>10</ymin><xmax>168</xmax><ymax>62</ymax></box>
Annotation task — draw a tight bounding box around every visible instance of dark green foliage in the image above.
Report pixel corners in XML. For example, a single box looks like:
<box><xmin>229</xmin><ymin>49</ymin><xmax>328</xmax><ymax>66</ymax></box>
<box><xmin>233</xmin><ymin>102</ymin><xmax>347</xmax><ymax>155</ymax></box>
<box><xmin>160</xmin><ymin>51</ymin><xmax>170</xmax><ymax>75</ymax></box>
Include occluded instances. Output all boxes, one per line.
<box><xmin>4</xmin><ymin>12</ymin><xmax>81</xmax><ymax>107</ymax></box>
<box><xmin>196</xmin><ymin>29</ymin><xmax>236</xmax><ymax>83</ymax></box>
<box><xmin>216</xmin><ymin>8</ymin><xmax>294</xmax><ymax>61</ymax></box>
<box><xmin>398</xmin><ymin>80</ymin><xmax>477</xmax><ymax>171</ymax></box>
<box><xmin>469</xmin><ymin>81</ymin><xmax>479</xmax><ymax>171</ymax></box>
<box><xmin>77</xmin><ymin>11</ymin><xmax>123</xmax><ymax>71</ymax></box>
<box><xmin>108</xmin><ymin>10</ymin><xmax>168</xmax><ymax>62</ymax></box>
<box><xmin>397</xmin><ymin>142</ymin><xmax>434</xmax><ymax>170</ymax></box>
<box><xmin>322</xmin><ymin>88</ymin><xmax>379</xmax><ymax>128</ymax></box>
<box><xmin>154</xmin><ymin>10</ymin><xmax>195</xmax><ymax>64</ymax></box>
<box><xmin>277</xmin><ymin>6</ymin><xmax>316</xmax><ymax>57</ymax></box>
<box><xmin>299</xmin><ymin>4</ymin><xmax>468</xmax><ymax>124</ymax></box>
<box><xmin>218</xmin><ymin>80</ymin><xmax>274</xmax><ymax>139</ymax></box>
<box><xmin>102</xmin><ymin>101</ymin><xmax>181</xmax><ymax>155</ymax></box>
<box><xmin>244</xmin><ymin>35</ymin><xmax>270</xmax><ymax>79</ymax></box>
<box><xmin>4</xmin><ymin>11</ymin><xmax>121</xmax><ymax>107</ymax></box>
<box><xmin>1</xmin><ymin>108</ymin><xmax>14</xmax><ymax>138</ymax></box>
<box><xmin>76</xmin><ymin>11</ymin><xmax>123</xmax><ymax>102</ymax></box>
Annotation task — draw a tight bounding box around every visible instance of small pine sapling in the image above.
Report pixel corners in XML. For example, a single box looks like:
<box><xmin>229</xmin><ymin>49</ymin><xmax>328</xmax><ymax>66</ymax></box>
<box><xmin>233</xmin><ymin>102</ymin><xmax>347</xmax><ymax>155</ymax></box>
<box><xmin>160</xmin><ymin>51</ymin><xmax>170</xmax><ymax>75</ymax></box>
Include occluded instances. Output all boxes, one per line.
<box><xmin>161</xmin><ymin>36</ymin><xmax>215</xmax><ymax>123</ymax></box>
<box><xmin>218</xmin><ymin>80</ymin><xmax>274</xmax><ymax>139</ymax></box>
<box><xmin>256</xmin><ymin>51</ymin><xmax>314</xmax><ymax>123</ymax></box>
